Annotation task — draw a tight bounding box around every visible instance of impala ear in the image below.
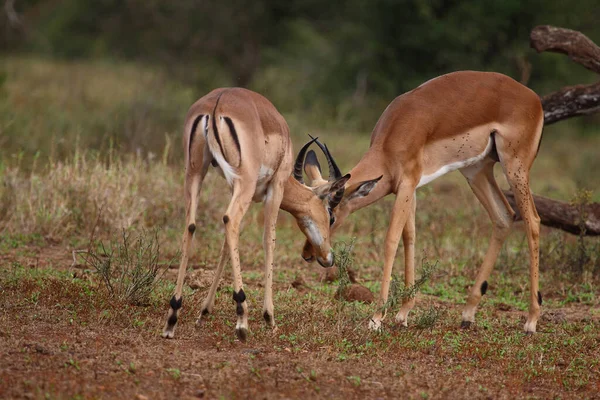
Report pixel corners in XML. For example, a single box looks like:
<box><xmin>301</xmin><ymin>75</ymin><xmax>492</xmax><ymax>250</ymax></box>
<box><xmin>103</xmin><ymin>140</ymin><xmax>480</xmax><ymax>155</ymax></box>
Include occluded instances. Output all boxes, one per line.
<box><xmin>304</xmin><ymin>150</ymin><xmax>326</xmax><ymax>185</ymax></box>
<box><xmin>345</xmin><ymin>175</ymin><xmax>382</xmax><ymax>200</ymax></box>
<box><xmin>312</xmin><ymin>174</ymin><xmax>351</xmax><ymax>199</ymax></box>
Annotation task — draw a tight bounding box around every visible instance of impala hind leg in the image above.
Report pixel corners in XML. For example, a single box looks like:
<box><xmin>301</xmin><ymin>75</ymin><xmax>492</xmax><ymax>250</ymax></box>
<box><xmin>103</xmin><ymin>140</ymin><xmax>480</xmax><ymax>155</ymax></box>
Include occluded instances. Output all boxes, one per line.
<box><xmin>395</xmin><ymin>195</ymin><xmax>416</xmax><ymax>327</ymax></box>
<box><xmin>369</xmin><ymin>183</ymin><xmax>416</xmax><ymax>331</ymax></box>
<box><xmin>495</xmin><ymin>131</ymin><xmax>542</xmax><ymax>333</ymax></box>
<box><xmin>224</xmin><ymin>183</ymin><xmax>254</xmax><ymax>341</ymax></box>
<box><xmin>460</xmin><ymin>160</ymin><xmax>514</xmax><ymax>327</ymax></box>
<box><xmin>261</xmin><ymin>179</ymin><xmax>284</xmax><ymax>328</ymax></box>
<box><xmin>501</xmin><ymin>166</ymin><xmax>541</xmax><ymax>333</ymax></box>
<box><xmin>196</xmin><ymin>238</ymin><xmax>229</xmax><ymax>325</ymax></box>
<box><xmin>162</xmin><ymin>161</ymin><xmax>210</xmax><ymax>339</ymax></box>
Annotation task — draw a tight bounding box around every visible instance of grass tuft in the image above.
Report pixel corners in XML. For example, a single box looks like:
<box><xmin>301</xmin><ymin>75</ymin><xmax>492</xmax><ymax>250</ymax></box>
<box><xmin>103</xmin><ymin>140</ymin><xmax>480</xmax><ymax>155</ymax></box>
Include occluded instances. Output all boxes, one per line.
<box><xmin>82</xmin><ymin>228</ymin><xmax>171</xmax><ymax>306</ymax></box>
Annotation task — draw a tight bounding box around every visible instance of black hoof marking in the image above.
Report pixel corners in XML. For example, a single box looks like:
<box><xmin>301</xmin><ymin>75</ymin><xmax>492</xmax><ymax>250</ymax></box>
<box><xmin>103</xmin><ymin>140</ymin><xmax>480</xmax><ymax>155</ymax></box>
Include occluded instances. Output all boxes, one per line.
<box><xmin>461</xmin><ymin>320</ymin><xmax>472</xmax><ymax>329</ymax></box>
<box><xmin>263</xmin><ymin>311</ymin><xmax>273</xmax><ymax>325</ymax></box>
<box><xmin>188</xmin><ymin>223</ymin><xmax>196</xmax><ymax>234</ymax></box>
<box><xmin>480</xmin><ymin>280</ymin><xmax>488</xmax><ymax>296</ymax></box>
<box><xmin>233</xmin><ymin>289</ymin><xmax>246</xmax><ymax>316</ymax></box>
<box><xmin>236</xmin><ymin>328</ymin><xmax>248</xmax><ymax>342</ymax></box>
<box><xmin>236</xmin><ymin>304</ymin><xmax>244</xmax><ymax>316</ymax></box>
<box><xmin>524</xmin><ymin>331</ymin><xmax>534</xmax><ymax>336</ymax></box>
<box><xmin>167</xmin><ymin>313</ymin><xmax>178</xmax><ymax>327</ymax></box>
<box><xmin>170</xmin><ymin>296</ymin><xmax>183</xmax><ymax>310</ymax></box>
<box><xmin>537</xmin><ymin>291</ymin><xmax>543</xmax><ymax>306</ymax></box>
<box><xmin>201</xmin><ymin>308</ymin><xmax>210</xmax><ymax>316</ymax></box>
<box><xmin>223</xmin><ymin>215</ymin><xmax>230</xmax><ymax>224</ymax></box>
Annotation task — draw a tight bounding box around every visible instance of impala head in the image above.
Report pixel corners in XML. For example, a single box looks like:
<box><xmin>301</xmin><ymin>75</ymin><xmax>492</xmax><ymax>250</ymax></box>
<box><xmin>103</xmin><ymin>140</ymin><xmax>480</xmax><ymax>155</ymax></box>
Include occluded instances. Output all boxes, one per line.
<box><xmin>299</xmin><ymin>138</ymin><xmax>382</xmax><ymax>264</ymax></box>
<box><xmin>288</xmin><ymin>137</ymin><xmax>351</xmax><ymax>268</ymax></box>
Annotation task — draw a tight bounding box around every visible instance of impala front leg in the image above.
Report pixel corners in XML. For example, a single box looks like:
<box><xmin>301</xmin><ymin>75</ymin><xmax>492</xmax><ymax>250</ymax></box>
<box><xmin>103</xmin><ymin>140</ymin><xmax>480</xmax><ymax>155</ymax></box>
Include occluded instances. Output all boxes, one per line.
<box><xmin>395</xmin><ymin>194</ymin><xmax>416</xmax><ymax>327</ymax></box>
<box><xmin>163</xmin><ymin>161</ymin><xmax>208</xmax><ymax>339</ymax></box>
<box><xmin>370</xmin><ymin>183</ymin><xmax>416</xmax><ymax>331</ymax></box>
<box><xmin>196</xmin><ymin>238</ymin><xmax>229</xmax><ymax>325</ymax></box>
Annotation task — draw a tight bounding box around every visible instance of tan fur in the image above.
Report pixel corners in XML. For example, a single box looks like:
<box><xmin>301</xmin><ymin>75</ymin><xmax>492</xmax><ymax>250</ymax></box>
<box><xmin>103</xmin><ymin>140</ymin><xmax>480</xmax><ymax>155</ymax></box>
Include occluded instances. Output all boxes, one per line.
<box><xmin>303</xmin><ymin>71</ymin><xmax>544</xmax><ymax>333</ymax></box>
<box><xmin>163</xmin><ymin>88</ymin><xmax>343</xmax><ymax>340</ymax></box>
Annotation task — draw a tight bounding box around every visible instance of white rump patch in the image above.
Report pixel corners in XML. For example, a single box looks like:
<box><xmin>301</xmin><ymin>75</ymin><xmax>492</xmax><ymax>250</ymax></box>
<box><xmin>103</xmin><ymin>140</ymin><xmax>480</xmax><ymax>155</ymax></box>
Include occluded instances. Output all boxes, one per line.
<box><xmin>417</xmin><ymin>138</ymin><xmax>494</xmax><ymax>188</ymax></box>
<box><xmin>210</xmin><ymin>150</ymin><xmax>238</xmax><ymax>186</ymax></box>
<box><xmin>206</xmin><ymin>117</ymin><xmax>239</xmax><ymax>186</ymax></box>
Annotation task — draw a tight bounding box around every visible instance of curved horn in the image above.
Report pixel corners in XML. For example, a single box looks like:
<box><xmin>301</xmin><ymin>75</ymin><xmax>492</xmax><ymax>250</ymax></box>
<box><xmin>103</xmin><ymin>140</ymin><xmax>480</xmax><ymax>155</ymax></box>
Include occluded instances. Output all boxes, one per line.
<box><xmin>308</xmin><ymin>135</ymin><xmax>342</xmax><ymax>181</ymax></box>
<box><xmin>293</xmin><ymin>136</ymin><xmax>319</xmax><ymax>184</ymax></box>
<box><xmin>308</xmin><ymin>134</ymin><xmax>345</xmax><ymax>209</ymax></box>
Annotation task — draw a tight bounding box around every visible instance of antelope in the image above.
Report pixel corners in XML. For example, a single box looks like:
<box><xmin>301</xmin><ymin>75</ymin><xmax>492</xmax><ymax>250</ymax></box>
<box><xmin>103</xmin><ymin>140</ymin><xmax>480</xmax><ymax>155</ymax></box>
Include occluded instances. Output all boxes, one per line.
<box><xmin>302</xmin><ymin>71</ymin><xmax>544</xmax><ymax>333</ymax></box>
<box><xmin>162</xmin><ymin>88</ymin><xmax>350</xmax><ymax>341</ymax></box>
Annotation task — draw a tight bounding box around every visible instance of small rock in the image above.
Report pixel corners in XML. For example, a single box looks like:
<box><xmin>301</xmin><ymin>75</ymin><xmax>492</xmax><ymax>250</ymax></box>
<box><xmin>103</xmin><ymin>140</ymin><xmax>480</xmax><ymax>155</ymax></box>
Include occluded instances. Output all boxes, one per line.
<box><xmin>136</xmin><ymin>395</ymin><xmax>149</xmax><ymax>400</ymax></box>
<box><xmin>541</xmin><ymin>310</ymin><xmax>567</xmax><ymax>323</ymax></box>
<box><xmin>189</xmin><ymin>269</ymin><xmax>217</xmax><ymax>290</ymax></box>
<box><xmin>291</xmin><ymin>276</ymin><xmax>310</xmax><ymax>292</ymax></box>
<box><xmin>335</xmin><ymin>284</ymin><xmax>374</xmax><ymax>303</ymax></box>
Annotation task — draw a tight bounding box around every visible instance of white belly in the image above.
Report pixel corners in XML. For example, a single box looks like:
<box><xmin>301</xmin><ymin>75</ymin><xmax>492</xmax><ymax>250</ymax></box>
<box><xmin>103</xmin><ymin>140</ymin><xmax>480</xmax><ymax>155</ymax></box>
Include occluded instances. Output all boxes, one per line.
<box><xmin>417</xmin><ymin>138</ymin><xmax>493</xmax><ymax>188</ymax></box>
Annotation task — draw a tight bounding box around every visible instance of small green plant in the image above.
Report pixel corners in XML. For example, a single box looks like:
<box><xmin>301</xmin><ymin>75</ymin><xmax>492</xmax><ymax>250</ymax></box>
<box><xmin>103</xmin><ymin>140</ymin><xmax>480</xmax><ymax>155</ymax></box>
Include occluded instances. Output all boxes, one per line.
<box><xmin>347</xmin><ymin>375</ymin><xmax>361</xmax><ymax>387</ymax></box>
<box><xmin>65</xmin><ymin>358</ymin><xmax>80</xmax><ymax>370</ymax></box>
<box><xmin>334</xmin><ymin>238</ymin><xmax>356</xmax><ymax>299</ymax></box>
<box><xmin>383</xmin><ymin>257</ymin><xmax>438</xmax><ymax>313</ymax></box>
<box><xmin>166</xmin><ymin>368</ymin><xmax>181</xmax><ymax>380</ymax></box>
<box><xmin>570</xmin><ymin>189</ymin><xmax>593</xmax><ymax>274</ymax></box>
<box><xmin>414</xmin><ymin>306</ymin><xmax>442</xmax><ymax>329</ymax></box>
<box><xmin>82</xmin><ymin>228</ymin><xmax>171</xmax><ymax>306</ymax></box>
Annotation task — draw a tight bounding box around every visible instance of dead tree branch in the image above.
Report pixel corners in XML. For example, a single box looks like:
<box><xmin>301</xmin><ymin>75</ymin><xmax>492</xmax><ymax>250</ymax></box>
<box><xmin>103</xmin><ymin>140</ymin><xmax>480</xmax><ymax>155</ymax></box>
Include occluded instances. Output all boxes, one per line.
<box><xmin>541</xmin><ymin>81</ymin><xmax>600</xmax><ymax>124</ymax></box>
<box><xmin>530</xmin><ymin>25</ymin><xmax>600</xmax><ymax>125</ymax></box>
<box><xmin>531</xmin><ymin>25</ymin><xmax>600</xmax><ymax>74</ymax></box>
<box><xmin>504</xmin><ymin>191</ymin><xmax>600</xmax><ymax>236</ymax></box>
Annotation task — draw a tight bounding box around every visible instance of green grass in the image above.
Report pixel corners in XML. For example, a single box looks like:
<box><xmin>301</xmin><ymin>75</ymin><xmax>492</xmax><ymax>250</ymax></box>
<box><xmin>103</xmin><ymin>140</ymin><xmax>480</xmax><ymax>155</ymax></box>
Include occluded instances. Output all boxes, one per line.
<box><xmin>1</xmin><ymin>55</ymin><xmax>600</xmax><ymax>398</ymax></box>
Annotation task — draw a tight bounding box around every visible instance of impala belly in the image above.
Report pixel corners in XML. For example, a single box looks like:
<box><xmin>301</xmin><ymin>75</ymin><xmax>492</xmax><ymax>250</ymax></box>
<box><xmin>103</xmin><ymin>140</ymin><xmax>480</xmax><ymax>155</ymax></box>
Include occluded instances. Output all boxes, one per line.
<box><xmin>417</xmin><ymin>126</ymin><xmax>495</xmax><ymax>188</ymax></box>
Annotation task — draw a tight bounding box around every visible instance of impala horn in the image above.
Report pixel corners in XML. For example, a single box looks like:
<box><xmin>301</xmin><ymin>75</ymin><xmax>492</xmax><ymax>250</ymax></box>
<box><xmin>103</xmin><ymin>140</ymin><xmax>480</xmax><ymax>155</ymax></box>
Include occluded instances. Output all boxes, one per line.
<box><xmin>308</xmin><ymin>134</ymin><xmax>345</xmax><ymax>209</ymax></box>
<box><xmin>293</xmin><ymin>136</ymin><xmax>319</xmax><ymax>184</ymax></box>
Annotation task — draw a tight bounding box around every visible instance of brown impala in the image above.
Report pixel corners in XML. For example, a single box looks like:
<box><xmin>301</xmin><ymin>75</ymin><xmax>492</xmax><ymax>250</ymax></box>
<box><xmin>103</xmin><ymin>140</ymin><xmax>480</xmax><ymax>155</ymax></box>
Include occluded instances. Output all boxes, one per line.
<box><xmin>162</xmin><ymin>88</ymin><xmax>350</xmax><ymax>341</ymax></box>
<box><xmin>302</xmin><ymin>71</ymin><xmax>544</xmax><ymax>333</ymax></box>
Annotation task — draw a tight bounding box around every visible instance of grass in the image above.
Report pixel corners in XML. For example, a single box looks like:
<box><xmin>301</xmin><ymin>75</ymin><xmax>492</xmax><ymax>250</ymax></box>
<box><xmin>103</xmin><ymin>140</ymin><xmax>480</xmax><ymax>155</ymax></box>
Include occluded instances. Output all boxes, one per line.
<box><xmin>1</xmin><ymin>56</ymin><xmax>599</xmax><ymax>398</ymax></box>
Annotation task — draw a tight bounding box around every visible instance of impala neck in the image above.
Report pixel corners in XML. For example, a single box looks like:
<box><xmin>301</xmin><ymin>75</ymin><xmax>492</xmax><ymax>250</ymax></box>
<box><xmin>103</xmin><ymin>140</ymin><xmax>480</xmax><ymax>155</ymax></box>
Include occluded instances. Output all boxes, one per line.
<box><xmin>343</xmin><ymin>146</ymin><xmax>394</xmax><ymax>215</ymax></box>
<box><xmin>280</xmin><ymin>177</ymin><xmax>311</xmax><ymax>215</ymax></box>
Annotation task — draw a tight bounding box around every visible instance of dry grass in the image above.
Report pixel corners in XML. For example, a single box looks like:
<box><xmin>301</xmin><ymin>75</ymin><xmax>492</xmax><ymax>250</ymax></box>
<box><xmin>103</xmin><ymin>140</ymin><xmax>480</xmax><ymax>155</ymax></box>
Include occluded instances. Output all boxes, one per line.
<box><xmin>1</xmin><ymin>56</ymin><xmax>600</xmax><ymax>398</ymax></box>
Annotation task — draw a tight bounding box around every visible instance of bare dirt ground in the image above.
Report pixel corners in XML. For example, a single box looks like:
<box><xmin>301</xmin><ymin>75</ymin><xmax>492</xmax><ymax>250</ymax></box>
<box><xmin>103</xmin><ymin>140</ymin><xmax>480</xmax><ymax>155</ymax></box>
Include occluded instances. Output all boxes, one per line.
<box><xmin>1</xmin><ymin>245</ymin><xmax>599</xmax><ymax>400</ymax></box>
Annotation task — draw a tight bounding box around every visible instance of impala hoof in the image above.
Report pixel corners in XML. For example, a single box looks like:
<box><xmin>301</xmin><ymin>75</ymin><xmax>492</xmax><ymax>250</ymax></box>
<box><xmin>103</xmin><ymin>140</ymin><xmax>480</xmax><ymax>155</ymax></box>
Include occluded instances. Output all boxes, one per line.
<box><xmin>162</xmin><ymin>329</ymin><xmax>175</xmax><ymax>339</ymax></box>
<box><xmin>368</xmin><ymin>318</ymin><xmax>382</xmax><ymax>332</ymax></box>
<box><xmin>460</xmin><ymin>320</ymin><xmax>472</xmax><ymax>329</ymax></box>
<box><xmin>524</xmin><ymin>319</ymin><xmax>537</xmax><ymax>334</ymax></box>
<box><xmin>236</xmin><ymin>327</ymin><xmax>248</xmax><ymax>342</ymax></box>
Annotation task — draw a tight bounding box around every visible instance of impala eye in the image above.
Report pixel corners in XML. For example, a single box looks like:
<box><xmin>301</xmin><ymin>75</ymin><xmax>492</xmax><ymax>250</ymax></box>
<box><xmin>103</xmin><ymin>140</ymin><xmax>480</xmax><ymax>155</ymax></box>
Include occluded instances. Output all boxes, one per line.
<box><xmin>328</xmin><ymin>207</ymin><xmax>335</xmax><ymax>226</ymax></box>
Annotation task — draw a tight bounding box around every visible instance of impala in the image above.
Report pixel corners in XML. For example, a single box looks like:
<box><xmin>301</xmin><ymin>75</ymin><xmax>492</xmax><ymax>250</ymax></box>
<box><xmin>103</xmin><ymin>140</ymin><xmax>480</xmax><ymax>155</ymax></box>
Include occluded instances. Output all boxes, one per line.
<box><xmin>302</xmin><ymin>71</ymin><xmax>544</xmax><ymax>333</ymax></box>
<box><xmin>162</xmin><ymin>88</ymin><xmax>349</xmax><ymax>340</ymax></box>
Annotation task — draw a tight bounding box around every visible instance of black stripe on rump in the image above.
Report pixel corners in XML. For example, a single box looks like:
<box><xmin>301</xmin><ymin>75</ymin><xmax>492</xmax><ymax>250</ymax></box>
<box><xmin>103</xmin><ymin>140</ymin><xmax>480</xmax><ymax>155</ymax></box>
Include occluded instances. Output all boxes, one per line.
<box><xmin>223</xmin><ymin>116</ymin><xmax>241</xmax><ymax>166</ymax></box>
<box><xmin>189</xmin><ymin>114</ymin><xmax>204</xmax><ymax>159</ymax></box>
<box><xmin>211</xmin><ymin>92</ymin><xmax>226</xmax><ymax>156</ymax></box>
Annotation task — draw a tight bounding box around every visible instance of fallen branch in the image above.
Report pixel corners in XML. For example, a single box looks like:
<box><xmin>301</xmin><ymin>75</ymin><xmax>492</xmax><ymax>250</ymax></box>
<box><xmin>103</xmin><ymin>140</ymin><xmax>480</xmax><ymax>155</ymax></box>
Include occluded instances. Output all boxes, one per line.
<box><xmin>503</xmin><ymin>191</ymin><xmax>600</xmax><ymax>236</ymax></box>
<box><xmin>531</xmin><ymin>25</ymin><xmax>600</xmax><ymax>74</ymax></box>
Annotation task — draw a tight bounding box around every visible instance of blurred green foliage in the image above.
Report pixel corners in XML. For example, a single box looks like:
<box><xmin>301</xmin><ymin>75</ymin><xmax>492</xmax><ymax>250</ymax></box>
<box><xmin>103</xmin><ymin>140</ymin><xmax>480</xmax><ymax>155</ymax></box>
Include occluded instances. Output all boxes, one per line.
<box><xmin>0</xmin><ymin>0</ymin><xmax>599</xmax><ymax>160</ymax></box>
